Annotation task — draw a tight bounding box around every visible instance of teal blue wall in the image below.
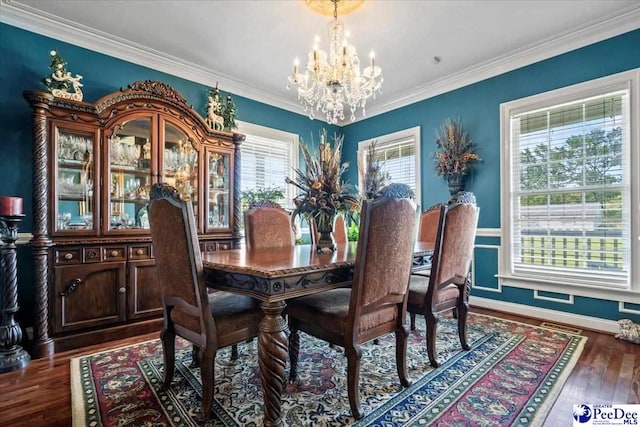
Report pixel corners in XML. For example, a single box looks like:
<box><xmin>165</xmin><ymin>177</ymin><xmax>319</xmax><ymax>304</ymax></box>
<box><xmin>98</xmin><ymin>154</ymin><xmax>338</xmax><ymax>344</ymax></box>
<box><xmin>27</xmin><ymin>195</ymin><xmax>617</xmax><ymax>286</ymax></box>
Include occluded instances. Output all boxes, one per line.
<box><xmin>342</xmin><ymin>29</ymin><xmax>640</xmax><ymax>228</ymax></box>
<box><xmin>0</xmin><ymin>23</ymin><xmax>335</xmax><ymax>230</ymax></box>
<box><xmin>342</xmin><ymin>29</ymin><xmax>640</xmax><ymax>323</ymax></box>
<box><xmin>1</xmin><ymin>21</ymin><xmax>639</xmax><ymax>327</ymax></box>
<box><xmin>0</xmin><ymin>23</ymin><xmax>334</xmax><ymax>326</ymax></box>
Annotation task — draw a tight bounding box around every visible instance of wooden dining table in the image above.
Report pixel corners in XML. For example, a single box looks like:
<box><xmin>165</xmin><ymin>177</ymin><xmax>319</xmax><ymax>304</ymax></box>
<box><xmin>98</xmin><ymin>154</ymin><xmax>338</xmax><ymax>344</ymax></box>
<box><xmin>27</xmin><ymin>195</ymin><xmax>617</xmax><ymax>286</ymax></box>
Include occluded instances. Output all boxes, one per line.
<box><xmin>202</xmin><ymin>240</ymin><xmax>434</xmax><ymax>427</ymax></box>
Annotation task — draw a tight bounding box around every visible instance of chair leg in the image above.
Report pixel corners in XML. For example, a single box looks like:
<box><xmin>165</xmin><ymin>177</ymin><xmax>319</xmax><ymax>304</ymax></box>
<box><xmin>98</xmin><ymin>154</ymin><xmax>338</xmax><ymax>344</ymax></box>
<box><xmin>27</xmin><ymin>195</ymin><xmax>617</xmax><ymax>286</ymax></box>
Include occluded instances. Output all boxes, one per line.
<box><xmin>288</xmin><ymin>327</ymin><xmax>300</xmax><ymax>383</ymax></box>
<box><xmin>425</xmin><ymin>312</ymin><xmax>439</xmax><ymax>368</ymax></box>
<box><xmin>345</xmin><ymin>343</ymin><xmax>364</xmax><ymax>419</ymax></box>
<box><xmin>190</xmin><ymin>344</ymin><xmax>201</xmax><ymax>368</ymax></box>
<box><xmin>410</xmin><ymin>312</ymin><xmax>417</xmax><ymax>331</ymax></box>
<box><xmin>199</xmin><ymin>347</ymin><xmax>216</xmax><ymax>419</ymax></box>
<box><xmin>231</xmin><ymin>344</ymin><xmax>238</xmax><ymax>360</ymax></box>
<box><xmin>395</xmin><ymin>325</ymin><xmax>410</xmax><ymax>388</ymax></box>
<box><xmin>160</xmin><ymin>327</ymin><xmax>176</xmax><ymax>387</ymax></box>
<box><xmin>457</xmin><ymin>292</ymin><xmax>471</xmax><ymax>351</ymax></box>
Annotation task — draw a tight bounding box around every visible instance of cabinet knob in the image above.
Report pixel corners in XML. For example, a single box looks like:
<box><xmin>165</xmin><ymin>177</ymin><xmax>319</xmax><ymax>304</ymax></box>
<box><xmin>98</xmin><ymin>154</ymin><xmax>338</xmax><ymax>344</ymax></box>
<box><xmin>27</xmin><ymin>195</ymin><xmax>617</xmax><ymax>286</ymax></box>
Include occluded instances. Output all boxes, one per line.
<box><xmin>118</xmin><ymin>287</ymin><xmax>126</xmax><ymax>294</ymax></box>
<box><xmin>136</xmin><ymin>249</ymin><xmax>144</xmax><ymax>255</ymax></box>
<box><xmin>64</xmin><ymin>253</ymin><xmax>73</xmax><ymax>260</ymax></box>
<box><xmin>110</xmin><ymin>250</ymin><xmax>119</xmax><ymax>257</ymax></box>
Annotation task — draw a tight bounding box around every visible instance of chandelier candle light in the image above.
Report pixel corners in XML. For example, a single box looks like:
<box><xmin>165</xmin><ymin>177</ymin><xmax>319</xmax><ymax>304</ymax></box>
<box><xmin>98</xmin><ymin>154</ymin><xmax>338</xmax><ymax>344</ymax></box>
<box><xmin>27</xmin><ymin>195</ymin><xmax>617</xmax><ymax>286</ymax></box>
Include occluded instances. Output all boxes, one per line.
<box><xmin>287</xmin><ymin>0</ymin><xmax>383</xmax><ymax>125</ymax></box>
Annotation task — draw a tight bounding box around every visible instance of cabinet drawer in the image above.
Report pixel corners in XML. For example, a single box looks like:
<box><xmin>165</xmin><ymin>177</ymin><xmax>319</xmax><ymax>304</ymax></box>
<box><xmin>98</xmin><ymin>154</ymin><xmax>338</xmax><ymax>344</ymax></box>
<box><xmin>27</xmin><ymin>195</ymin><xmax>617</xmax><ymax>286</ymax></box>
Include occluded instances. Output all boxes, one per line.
<box><xmin>200</xmin><ymin>240</ymin><xmax>233</xmax><ymax>253</ymax></box>
<box><xmin>129</xmin><ymin>244</ymin><xmax>152</xmax><ymax>260</ymax></box>
<box><xmin>83</xmin><ymin>247</ymin><xmax>103</xmax><ymax>263</ymax></box>
<box><xmin>104</xmin><ymin>246</ymin><xmax>127</xmax><ymax>262</ymax></box>
<box><xmin>217</xmin><ymin>241</ymin><xmax>233</xmax><ymax>251</ymax></box>
<box><xmin>55</xmin><ymin>248</ymin><xmax>82</xmax><ymax>265</ymax></box>
<box><xmin>201</xmin><ymin>241</ymin><xmax>217</xmax><ymax>253</ymax></box>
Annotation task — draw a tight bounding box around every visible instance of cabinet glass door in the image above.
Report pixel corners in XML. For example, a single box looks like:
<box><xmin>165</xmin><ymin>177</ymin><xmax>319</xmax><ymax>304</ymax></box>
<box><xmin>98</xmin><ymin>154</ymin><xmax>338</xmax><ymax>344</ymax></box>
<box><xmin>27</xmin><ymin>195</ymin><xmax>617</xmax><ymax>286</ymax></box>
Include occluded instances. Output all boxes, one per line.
<box><xmin>55</xmin><ymin>128</ymin><xmax>97</xmax><ymax>233</ymax></box>
<box><xmin>206</xmin><ymin>151</ymin><xmax>230</xmax><ymax>230</ymax></box>
<box><xmin>107</xmin><ymin>118</ymin><xmax>153</xmax><ymax>231</ymax></box>
<box><xmin>162</xmin><ymin>121</ymin><xmax>199</xmax><ymax>223</ymax></box>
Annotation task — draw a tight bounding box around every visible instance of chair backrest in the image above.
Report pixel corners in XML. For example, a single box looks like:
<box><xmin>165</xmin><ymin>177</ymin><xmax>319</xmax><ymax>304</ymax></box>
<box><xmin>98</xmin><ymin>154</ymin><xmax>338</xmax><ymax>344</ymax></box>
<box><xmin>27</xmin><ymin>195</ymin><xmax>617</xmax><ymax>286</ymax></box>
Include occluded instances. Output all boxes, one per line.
<box><xmin>333</xmin><ymin>215</ymin><xmax>348</xmax><ymax>244</ymax></box>
<box><xmin>417</xmin><ymin>203</ymin><xmax>445</xmax><ymax>242</ymax></box>
<box><xmin>310</xmin><ymin>213</ymin><xmax>349</xmax><ymax>245</ymax></box>
<box><xmin>347</xmin><ymin>186</ymin><xmax>417</xmax><ymax>332</ymax></box>
<box><xmin>431</xmin><ymin>201</ymin><xmax>479</xmax><ymax>291</ymax></box>
<box><xmin>244</xmin><ymin>200</ymin><xmax>295</xmax><ymax>249</ymax></box>
<box><xmin>148</xmin><ymin>183</ymin><xmax>212</xmax><ymax>345</ymax></box>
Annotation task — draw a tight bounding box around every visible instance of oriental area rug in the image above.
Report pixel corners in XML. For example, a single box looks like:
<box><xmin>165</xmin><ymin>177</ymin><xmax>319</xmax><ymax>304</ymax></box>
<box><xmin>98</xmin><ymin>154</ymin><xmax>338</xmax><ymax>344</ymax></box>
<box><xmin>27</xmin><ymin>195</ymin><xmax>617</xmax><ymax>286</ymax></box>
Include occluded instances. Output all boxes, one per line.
<box><xmin>71</xmin><ymin>313</ymin><xmax>586</xmax><ymax>427</ymax></box>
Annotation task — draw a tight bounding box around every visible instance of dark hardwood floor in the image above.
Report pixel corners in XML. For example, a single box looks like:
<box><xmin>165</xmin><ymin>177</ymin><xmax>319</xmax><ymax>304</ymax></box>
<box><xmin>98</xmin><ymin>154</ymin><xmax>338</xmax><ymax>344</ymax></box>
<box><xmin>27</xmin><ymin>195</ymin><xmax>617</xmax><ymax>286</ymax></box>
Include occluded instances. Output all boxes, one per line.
<box><xmin>0</xmin><ymin>307</ymin><xmax>638</xmax><ymax>426</ymax></box>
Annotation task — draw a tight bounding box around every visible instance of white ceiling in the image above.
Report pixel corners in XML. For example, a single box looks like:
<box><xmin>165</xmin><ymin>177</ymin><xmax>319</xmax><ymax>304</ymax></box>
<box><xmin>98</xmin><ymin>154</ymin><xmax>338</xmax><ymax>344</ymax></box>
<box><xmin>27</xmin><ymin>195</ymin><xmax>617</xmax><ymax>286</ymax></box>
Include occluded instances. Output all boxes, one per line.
<box><xmin>2</xmin><ymin>0</ymin><xmax>640</xmax><ymax>124</ymax></box>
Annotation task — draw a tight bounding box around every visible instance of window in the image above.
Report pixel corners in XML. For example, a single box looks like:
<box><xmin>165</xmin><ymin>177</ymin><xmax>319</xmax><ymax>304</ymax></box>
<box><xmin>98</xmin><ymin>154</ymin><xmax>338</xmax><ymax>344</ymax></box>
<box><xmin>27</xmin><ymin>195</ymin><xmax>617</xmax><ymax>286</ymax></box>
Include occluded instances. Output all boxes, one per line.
<box><xmin>500</xmin><ymin>69</ymin><xmax>639</xmax><ymax>295</ymax></box>
<box><xmin>236</xmin><ymin>121</ymin><xmax>299</xmax><ymax>210</ymax></box>
<box><xmin>357</xmin><ymin>126</ymin><xmax>421</xmax><ymax>206</ymax></box>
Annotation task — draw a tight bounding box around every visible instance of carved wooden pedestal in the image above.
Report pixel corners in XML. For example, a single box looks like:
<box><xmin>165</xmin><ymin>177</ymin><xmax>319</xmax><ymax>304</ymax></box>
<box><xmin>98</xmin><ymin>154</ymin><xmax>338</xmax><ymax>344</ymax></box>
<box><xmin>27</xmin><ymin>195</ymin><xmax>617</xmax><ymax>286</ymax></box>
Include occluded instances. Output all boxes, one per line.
<box><xmin>0</xmin><ymin>214</ymin><xmax>31</xmax><ymax>372</ymax></box>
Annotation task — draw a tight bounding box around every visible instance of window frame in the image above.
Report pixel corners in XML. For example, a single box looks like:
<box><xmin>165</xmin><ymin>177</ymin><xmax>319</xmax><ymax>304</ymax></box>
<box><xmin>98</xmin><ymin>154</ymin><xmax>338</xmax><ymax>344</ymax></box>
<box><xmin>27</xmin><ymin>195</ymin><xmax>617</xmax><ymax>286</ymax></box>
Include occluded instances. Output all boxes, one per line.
<box><xmin>499</xmin><ymin>69</ymin><xmax>640</xmax><ymax>300</ymax></box>
<box><xmin>357</xmin><ymin>126</ymin><xmax>421</xmax><ymax>207</ymax></box>
<box><xmin>236</xmin><ymin>121</ymin><xmax>299</xmax><ymax>210</ymax></box>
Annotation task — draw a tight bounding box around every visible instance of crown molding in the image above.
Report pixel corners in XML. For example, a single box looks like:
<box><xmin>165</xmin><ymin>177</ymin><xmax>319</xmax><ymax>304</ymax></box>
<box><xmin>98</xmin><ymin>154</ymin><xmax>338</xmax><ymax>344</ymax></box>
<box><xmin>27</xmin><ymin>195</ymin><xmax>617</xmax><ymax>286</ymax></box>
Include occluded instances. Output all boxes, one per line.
<box><xmin>363</xmin><ymin>5</ymin><xmax>640</xmax><ymax>121</ymax></box>
<box><xmin>0</xmin><ymin>0</ymin><xmax>305</xmax><ymax>117</ymax></box>
<box><xmin>2</xmin><ymin>0</ymin><xmax>639</xmax><ymax>126</ymax></box>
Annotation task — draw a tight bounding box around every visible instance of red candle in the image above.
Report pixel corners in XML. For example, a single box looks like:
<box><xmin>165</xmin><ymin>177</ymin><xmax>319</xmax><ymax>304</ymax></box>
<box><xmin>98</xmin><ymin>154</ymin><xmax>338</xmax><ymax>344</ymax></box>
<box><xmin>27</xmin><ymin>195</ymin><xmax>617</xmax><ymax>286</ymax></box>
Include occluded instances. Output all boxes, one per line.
<box><xmin>0</xmin><ymin>196</ymin><xmax>23</xmax><ymax>216</ymax></box>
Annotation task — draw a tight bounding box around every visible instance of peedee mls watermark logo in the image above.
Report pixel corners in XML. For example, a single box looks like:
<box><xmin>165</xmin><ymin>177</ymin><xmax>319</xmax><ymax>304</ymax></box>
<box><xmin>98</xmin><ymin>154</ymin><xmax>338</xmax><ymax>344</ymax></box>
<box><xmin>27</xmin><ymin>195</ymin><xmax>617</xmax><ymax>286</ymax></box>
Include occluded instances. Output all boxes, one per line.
<box><xmin>573</xmin><ymin>404</ymin><xmax>640</xmax><ymax>426</ymax></box>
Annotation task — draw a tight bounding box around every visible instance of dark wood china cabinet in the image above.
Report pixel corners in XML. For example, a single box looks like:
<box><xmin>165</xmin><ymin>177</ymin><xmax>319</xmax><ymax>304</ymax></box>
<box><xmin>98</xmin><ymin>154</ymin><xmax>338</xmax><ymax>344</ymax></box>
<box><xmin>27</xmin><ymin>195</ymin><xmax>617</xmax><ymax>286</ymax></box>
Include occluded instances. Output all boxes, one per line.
<box><xmin>24</xmin><ymin>81</ymin><xmax>244</xmax><ymax>356</ymax></box>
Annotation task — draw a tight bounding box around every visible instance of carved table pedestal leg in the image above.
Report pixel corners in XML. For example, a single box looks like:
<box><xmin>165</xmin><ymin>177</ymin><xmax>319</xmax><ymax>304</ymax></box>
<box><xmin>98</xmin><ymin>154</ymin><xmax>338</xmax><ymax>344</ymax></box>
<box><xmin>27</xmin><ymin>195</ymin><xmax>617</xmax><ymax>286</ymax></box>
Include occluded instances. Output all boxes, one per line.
<box><xmin>258</xmin><ymin>300</ymin><xmax>288</xmax><ymax>427</ymax></box>
<box><xmin>0</xmin><ymin>214</ymin><xmax>31</xmax><ymax>373</ymax></box>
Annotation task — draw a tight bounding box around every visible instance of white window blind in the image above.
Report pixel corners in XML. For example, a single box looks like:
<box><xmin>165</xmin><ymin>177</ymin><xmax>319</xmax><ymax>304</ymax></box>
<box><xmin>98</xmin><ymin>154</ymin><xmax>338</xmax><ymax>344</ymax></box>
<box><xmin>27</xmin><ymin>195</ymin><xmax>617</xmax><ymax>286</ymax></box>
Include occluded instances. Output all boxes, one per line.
<box><xmin>508</xmin><ymin>88</ymin><xmax>631</xmax><ymax>288</ymax></box>
<box><xmin>237</xmin><ymin>122</ymin><xmax>298</xmax><ymax>210</ymax></box>
<box><xmin>358</xmin><ymin>127</ymin><xmax>421</xmax><ymax>204</ymax></box>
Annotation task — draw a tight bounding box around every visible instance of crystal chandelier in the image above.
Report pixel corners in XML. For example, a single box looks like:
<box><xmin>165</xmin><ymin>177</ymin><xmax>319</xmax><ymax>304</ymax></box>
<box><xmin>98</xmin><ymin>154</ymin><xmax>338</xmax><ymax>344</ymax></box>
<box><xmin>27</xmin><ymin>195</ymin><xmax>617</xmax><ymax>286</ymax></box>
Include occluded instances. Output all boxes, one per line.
<box><xmin>287</xmin><ymin>0</ymin><xmax>383</xmax><ymax>125</ymax></box>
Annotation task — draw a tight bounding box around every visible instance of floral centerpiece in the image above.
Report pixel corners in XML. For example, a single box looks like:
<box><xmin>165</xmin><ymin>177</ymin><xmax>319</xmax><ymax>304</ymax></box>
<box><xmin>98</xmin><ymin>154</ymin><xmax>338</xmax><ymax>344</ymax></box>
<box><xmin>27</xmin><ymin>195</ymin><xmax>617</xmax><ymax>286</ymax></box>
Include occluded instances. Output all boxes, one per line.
<box><xmin>433</xmin><ymin>117</ymin><xmax>481</xmax><ymax>195</ymax></box>
<box><xmin>286</xmin><ymin>130</ymin><xmax>360</xmax><ymax>251</ymax></box>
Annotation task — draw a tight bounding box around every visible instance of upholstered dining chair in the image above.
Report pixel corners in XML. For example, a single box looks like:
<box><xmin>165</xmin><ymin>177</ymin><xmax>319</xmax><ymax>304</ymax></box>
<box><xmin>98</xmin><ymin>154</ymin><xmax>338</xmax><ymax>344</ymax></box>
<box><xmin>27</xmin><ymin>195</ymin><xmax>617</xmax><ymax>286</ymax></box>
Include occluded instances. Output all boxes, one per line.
<box><xmin>417</xmin><ymin>203</ymin><xmax>445</xmax><ymax>243</ymax></box>
<box><xmin>407</xmin><ymin>199</ymin><xmax>479</xmax><ymax>368</ymax></box>
<box><xmin>409</xmin><ymin>202</ymin><xmax>445</xmax><ymax>329</ymax></box>
<box><xmin>244</xmin><ymin>200</ymin><xmax>295</xmax><ymax>249</ymax></box>
<box><xmin>148</xmin><ymin>183</ymin><xmax>262</xmax><ymax>418</ymax></box>
<box><xmin>287</xmin><ymin>186</ymin><xmax>417</xmax><ymax>420</ymax></box>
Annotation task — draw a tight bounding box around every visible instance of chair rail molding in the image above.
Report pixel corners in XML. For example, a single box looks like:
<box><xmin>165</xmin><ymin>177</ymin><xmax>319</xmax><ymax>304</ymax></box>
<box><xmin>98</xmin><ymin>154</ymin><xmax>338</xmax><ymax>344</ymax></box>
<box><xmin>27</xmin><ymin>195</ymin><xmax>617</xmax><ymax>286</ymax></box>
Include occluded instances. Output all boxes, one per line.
<box><xmin>476</xmin><ymin>228</ymin><xmax>501</xmax><ymax>237</ymax></box>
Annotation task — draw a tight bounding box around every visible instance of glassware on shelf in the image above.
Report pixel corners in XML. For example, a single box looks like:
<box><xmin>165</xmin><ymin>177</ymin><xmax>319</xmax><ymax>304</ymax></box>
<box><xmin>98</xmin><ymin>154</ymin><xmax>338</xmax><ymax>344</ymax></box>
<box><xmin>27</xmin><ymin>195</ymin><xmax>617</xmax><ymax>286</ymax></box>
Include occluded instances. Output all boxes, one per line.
<box><xmin>81</xmin><ymin>214</ymin><xmax>93</xmax><ymax>228</ymax></box>
<box><xmin>57</xmin><ymin>212</ymin><xmax>71</xmax><ymax>230</ymax></box>
<box><xmin>58</xmin><ymin>132</ymin><xmax>93</xmax><ymax>162</ymax></box>
<box><xmin>136</xmin><ymin>206</ymin><xmax>149</xmax><ymax>229</ymax></box>
<box><xmin>110</xmin><ymin>136</ymin><xmax>142</xmax><ymax>167</ymax></box>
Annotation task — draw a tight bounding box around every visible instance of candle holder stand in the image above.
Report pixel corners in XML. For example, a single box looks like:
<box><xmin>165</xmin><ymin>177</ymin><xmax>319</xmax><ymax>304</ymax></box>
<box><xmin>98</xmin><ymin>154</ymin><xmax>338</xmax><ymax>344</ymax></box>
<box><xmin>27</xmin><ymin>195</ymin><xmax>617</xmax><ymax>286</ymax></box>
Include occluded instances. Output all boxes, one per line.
<box><xmin>0</xmin><ymin>214</ymin><xmax>31</xmax><ymax>372</ymax></box>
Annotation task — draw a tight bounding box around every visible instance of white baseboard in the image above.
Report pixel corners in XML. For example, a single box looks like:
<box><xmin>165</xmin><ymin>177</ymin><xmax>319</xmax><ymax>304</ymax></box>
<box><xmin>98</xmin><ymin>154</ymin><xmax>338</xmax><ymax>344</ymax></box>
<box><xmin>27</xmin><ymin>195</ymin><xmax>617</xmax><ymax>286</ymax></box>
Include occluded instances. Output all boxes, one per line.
<box><xmin>470</xmin><ymin>296</ymin><xmax>620</xmax><ymax>334</ymax></box>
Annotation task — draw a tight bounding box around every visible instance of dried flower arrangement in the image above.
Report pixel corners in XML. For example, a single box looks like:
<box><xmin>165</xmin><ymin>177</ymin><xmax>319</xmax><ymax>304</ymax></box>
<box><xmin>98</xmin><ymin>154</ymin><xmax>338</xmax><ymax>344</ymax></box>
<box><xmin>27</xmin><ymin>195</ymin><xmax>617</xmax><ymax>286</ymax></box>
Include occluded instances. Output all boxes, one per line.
<box><xmin>433</xmin><ymin>117</ymin><xmax>481</xmax><ymax>177</ymax></box>
<box><xmin>285</xmin><ymin>130</ymin><xmax>360</xmax><ymax>240</ymax></box>
<box><xmin>359</xmin><ymin>140</ymin><xmax>390</xmax><ymax>199</ymax></box>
